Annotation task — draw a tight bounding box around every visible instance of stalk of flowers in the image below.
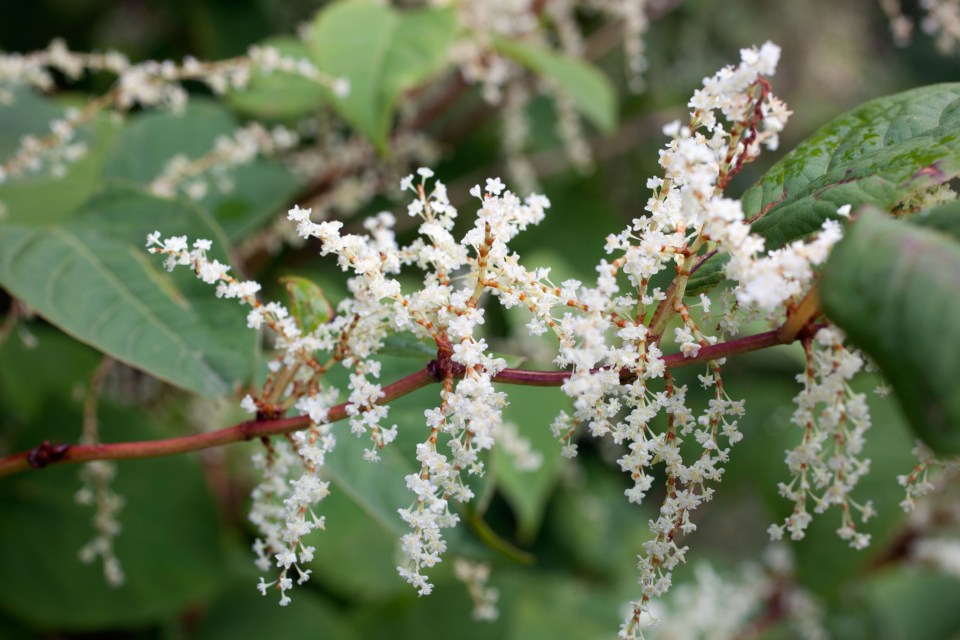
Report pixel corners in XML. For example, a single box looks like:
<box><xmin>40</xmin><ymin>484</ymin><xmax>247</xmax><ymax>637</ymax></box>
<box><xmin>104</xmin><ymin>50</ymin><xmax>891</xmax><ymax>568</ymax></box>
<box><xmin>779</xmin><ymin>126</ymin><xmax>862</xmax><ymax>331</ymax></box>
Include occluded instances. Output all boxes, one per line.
<box><xmin>0</xmin><ymin>38</ymin><xmax>130</xmax><ymax>97</ymax></box>
<box><xmin>247</xmin><ymin>421</ymin><xmax>337</xmax><ymax>606</ymax></box>
<box><xmin>454</xmin><ymin>558</ymin><xmax>500</xmax><ymax>621</ymax></box>
<box><xmin>457</xmin><ymin>0</ymin><xmax>652</xmax><ymax>187</ymax></box>
<box><xmin>501</xmin><ymin>82</ymin><xmax>538</xmax><ymax>196</ymax></box>
<box><xmin>394</xmin><ymin>172</ymin><xmax>537</xmax><ymax>594</ymax></box>
<box><xmin>483</xmin><ymin>42</ymin><xmax>782</xmax><ymax>636</ymax></box>
<box><xmin>900</xmin><ymin>454</ymin><xmax>960</xmax><ymax>579</ymax></box>
<box><xmin>768</xmin><ymin>325</ymin><xmax>876</xmax><ymax>550</ymax></box>
<box><xmin>919</xmin><ymin>0</ymin><xmax>960</xmax><ymax>54</ymax></box>
<box><xmin>645</xmin><ymin>545</ymin><xmax>828</xmax><ymax>639</ymax></box>
<box><xmin>145</xmin><ymin>233</ymin><xmax>348</xmax><ymax>605</ymax></box>
<box><xmin>0</xmin><ymin>92</ymin><xmax>108</xmax><ymax>185</ymax></box>
<box><xmin>75</xmin><ymin>359</ymin><xmax>126</xmax><ymax>588</ymax></box>
<box><xmin>154</xmin><ymin>168</ymin><xmax>518</xmax><ymax>598</ymax></box>
<box><xmin>0</xmin><ymin>40</ymin><xmax>347</xmax><ymax>185</ymax></box>
<box><xmin>450</xmin><ymin>1</ymin><xmax>537</xmax><ymax>104</ymax></box>
<box><xmin>149</xmin><ymin>122</ymin><xmax>299</xmax><ymax>201</ymax></box>
<box><xmin>0</xmin><ymin>39</ymin><xmax>347</xmax><ymax>108</ymax></box>
<box><xmin>877</xmin><ymin>0</ymin><xmax>960</xmax><ymax>54</ymax></box>
<box><xmin>142</xmin><ymin>42</ymin><xmax>867</xmax><ymax>629</ymax></box>
<box><xmin>898</xmin><ymin>440</ymin><xmax>960</xmax><ymax>512</ymax></box>
<box><xmin>268</xmin><ymin>170</ymin><xmax>552</xmax><ymax>597</ymax></box>
<box><xmin>449</xmin><ymin>0</ymin><xmax>653</xmax><ymax>104</ymax></box>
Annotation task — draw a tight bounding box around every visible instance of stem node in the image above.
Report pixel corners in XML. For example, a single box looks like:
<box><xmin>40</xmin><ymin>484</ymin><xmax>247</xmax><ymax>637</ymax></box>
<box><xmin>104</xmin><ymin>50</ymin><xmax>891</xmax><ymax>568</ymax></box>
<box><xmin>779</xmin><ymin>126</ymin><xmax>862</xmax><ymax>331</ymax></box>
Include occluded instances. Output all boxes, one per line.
<box><xmin>26</xmin><ymin>441</ymin><xmax>71</xmax><ymax>469</ymax></box>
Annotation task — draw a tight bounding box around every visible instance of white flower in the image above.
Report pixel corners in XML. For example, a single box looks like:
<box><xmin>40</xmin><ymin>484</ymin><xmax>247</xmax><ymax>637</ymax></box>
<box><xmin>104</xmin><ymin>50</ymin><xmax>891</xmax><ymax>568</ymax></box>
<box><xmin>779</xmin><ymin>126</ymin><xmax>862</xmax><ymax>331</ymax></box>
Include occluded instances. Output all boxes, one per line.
<box><xmin>240</xmin><ymin>394</ymin><xmax>258</xmax><ymax>414</ymax></box>
<box><xmin>287</xmin><ymin>204</ymin><xmax>312</xmax><ymax>222</ymax></box>
<box><xmin>332</xmin><ymin>77</ymin><xmax>350</xmax><ymax>97</ymax></box>
<box><xmin>485</xmin><ymin>177</ymin><xmax>505</xmax><ymax>195</ymax></box>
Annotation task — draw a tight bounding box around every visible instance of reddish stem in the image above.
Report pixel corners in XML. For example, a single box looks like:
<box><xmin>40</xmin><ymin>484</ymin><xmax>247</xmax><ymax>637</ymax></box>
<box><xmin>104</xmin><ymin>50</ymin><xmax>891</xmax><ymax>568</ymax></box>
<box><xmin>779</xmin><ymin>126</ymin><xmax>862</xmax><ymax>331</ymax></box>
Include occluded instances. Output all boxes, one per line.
<box><xmin>0</xmin><ymin>328</ymin><xmax>799</xmax><ymax>478</ymax></box>
<box><xmin>0</xmin><ymin>367</ymin><xmax>435</xmax><ymax>477</ymax></box>
<box><xmin>492</xmin><ymin>329</ymin><xmax>787</xmax><ymax>387</ymax></box>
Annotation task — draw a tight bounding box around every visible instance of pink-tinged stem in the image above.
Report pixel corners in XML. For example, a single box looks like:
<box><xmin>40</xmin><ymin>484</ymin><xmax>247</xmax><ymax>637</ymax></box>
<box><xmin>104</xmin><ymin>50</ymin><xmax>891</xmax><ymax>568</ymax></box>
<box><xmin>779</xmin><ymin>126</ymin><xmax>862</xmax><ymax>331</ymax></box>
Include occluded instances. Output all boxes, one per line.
<box><xmin>0</xmin><ymin>328</ymin><xmax>797</xmax><ymax>477</ymax></box>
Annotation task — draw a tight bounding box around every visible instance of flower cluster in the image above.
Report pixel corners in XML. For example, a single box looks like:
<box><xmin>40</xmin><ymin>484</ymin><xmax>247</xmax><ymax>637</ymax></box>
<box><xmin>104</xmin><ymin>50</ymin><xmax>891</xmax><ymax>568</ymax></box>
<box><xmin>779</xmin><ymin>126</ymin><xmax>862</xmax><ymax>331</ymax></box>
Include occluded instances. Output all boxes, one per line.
<box><xmin>730</xmin><ymin>211</ymin><xmax>845</xmax><ymax>315</ymax></box>
<box><xmin>920</xmin><ymin>0</ymin><xmax>960</xmax><ymax>54</ymax></box>
<box><xmin>149</xmin><ymin>122</ymin><xmax>299</xmax><ymax>201</ymax></box>
<box><xmin>647</xmin><ymin>545</ymin><xmax>827</xmax><ymax>640</ymax></box>
<box><xmin>0</xmin><ymin>39</ymin><xmax>345</xmax><ymax>110</ymax></box>
<box><xmin>147</xmin><ymin>169</ymin><xmax>554</xmax><ymax>601</ymax></box>
<box><xmin>140</xmin><ymin>42</ymin><xmax>936</xmax><ymax>639</ymax></box>
<box><xmin>898</xmin><ymin>440</ymin><xmax>960</xmax><ymax>512</ymax></box>
<box><xmin>0</xmin><ymin>103</ymin><xmax>89</xmax><ymax>185</ymax></box>
<box><xmin>495</xmin><ymin>421</ymin><xmax>544</xmax><ymax>471</ymax></box>
<box><xmin>454</xmin><ymin>558</ymin><xmax>500</xmax><ymax>621</ymax></box>
<box><xmin>75</xmin><ymin>460</ymin><xmax>125</xmax><ymax>587</ymax></box>
<box><xmin>447</xmin><ymin>0</ymin><xmax>656</xmax><ymax>189</ymax></box>
<box><xmin>144</xmin><ymin>233</ymin><xmax>349</xmax><ymax>605</ymax></box>
<box><xmin>0</xmin><ymin>40</ymin><xmax>345</xmax><ymax>185</ymax></box>
<box><xmin>878</xmin><ymin>0</ymin><xmax>960</xmax><ymax>53</ymax></box>
<box><xmin>768</xmin><ymin>326</ymin><xmax>875</xmax><ymax>549</ymax></box>
<box><xmin>389</xmin><ymin>172</ymin><xmax>549</xmax><ymax>596</ymax></box>
<box><xmin>489</xmin><ymin>41</ymin><xmax>792</xmax><ymax>636</ymax></box>
<box><xmin>450</xmin><ymin>0</ymin><xmax>652</xmax><ymax>104</ymax></box>
<box><xmin>250</xmin><ymin>420</ymin><xmax>336</xmax><ymax>606</ymax></box>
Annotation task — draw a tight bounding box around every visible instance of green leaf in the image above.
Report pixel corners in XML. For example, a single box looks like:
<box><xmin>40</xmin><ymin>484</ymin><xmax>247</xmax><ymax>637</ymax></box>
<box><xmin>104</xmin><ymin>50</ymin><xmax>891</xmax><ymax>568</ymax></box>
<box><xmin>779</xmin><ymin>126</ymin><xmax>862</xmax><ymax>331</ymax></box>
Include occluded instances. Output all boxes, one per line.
<box><xmin>747</xmin><ymin>83</ymin><xmax>960</xmax><ymax>246</ymax></box>
<box><xmin>0</xmin><ymin>326</ymin><xmax>100</xmax><ymax>423</ymax></box>
<box><xmin>689</xmin><ymin>83</ymin><xmax>960</xmax><ymax>296</ymax></box>
<box><xmin>495</xmin><ymin>38</ymin><xmax>617</xmax><ymax>133</ymax></box>
<box><xmin>0</xmin><ymin>404</ymin><xmax>229</xmax><ymax>629</ymax></box>
<box><xmin>0</xmin><ymin>87</ymin><xmax>63</xmax><ymax>158</ymax></box>
<box><xmin>862</xmin><ymin>567</ymin><xmax>960</xmax><ymax>640</ymax></box>
<box><xmin>196</xmin><ymin>584</ymin><xmax>359</xmax><ymax>640</ymax></box>
<box><xmin>820</xmin><ymin>207</ymin><xmax>960</xmax><ymax>454</ymax></box>
<box><xmin>281</xmin><ymin>276</ymin><xmax>333</xmax><ymax>334</ymax></box>
<box><xmin>507</xmin><ymin>574</ymin><xmax>633</xmax><ymax>640</ymax></box>
<box><xmin>685</xmin><ymin>252</ymin><xmax>729</xmax><ymax>297</ymax></box>
<box><xmin>101</xmin><ymin>100</ymin><xmax>301</xmax><ymax>242</ymax></box>
<box><xmin>0</xmin><ymin>614</ymin><xmax>30</xmax><ymax>640</ymax></box>
<box><xmin>0</xmin><ymin>89</ymin><xmax>122</xmax><ymax>225</ymax></box>
<box><xmin>305</xmin><ymin>1</ymin><xmax>457</xmax><ymax>152</ymax></box>
<box><xmin>226</xmin><ymin>37</ymin><xmax>329</xmax><ymax>120</ymax></box>
<box><xmin>380</xmin><ymin>331</ymin><xmax>437</xmax><ymax>360</ymax></box>
<box><xmin>0</xmin><ymin>189</ymin><xmax>256</xmax><ymax>397</ymax></box>
<box><xmin>349</xmin><ymin>573</ymin><xmax>512</xmax><ymax>639</ymax></box>
<box><xmin>323</xmin><ymin>425</ymin><xmax>414</xmax><ymax>539</ymax></box>
<box><xmin>910</xmin><ymin>198</ymin><xmax>960</xmax><ymax>240</ymax></box>
<box><xmin>379</xmin><ymin>332</ymin><xmax>525</xmax><ymax>368</ymax></box>
<box><xmin>67</xmin><ymin>184</ymin><xmax>231</xmax><ymax>249</ymax></box>
<box><xmin>546</xmin><ymin>458</ymin><xmax>653</xmax><ymax>581</ymax></box>
<box><xmin>493</xmin><ymin>384</ymin><xmax>567</xmax><ymax>541</ymax></box>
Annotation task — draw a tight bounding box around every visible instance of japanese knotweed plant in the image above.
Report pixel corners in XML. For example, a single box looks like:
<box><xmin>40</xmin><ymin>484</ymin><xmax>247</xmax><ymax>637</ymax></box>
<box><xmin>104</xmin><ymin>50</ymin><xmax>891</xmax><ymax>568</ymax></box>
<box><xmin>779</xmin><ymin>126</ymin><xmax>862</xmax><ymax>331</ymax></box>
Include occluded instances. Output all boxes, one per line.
<box><xmin>3</xmin><ymin>29</ymin><xmax>960</xmax><ymax>640</ymax></box>
<box><xmin>145</xmin><ymin>41</ymin><xmax>960</xmax><ymax>632</ymax></box>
